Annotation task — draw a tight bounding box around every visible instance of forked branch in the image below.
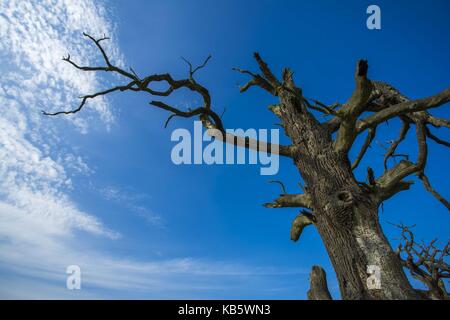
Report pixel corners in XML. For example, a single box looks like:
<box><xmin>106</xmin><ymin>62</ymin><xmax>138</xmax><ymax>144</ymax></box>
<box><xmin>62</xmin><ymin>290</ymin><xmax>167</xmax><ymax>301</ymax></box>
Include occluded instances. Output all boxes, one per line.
<box><xmin>383</xmin><ymin>118</ymin><xmax>410</xmax><ymax>170</ymax></box>
<box><xmin>326</xmin><ymin>76</ymin><xmax>449</xmax><ymax>180</ymax></box>
<box><xmin>43</xmin><ymin>33</ymin><xmax>294</xmax><ymax>157</ymax></box>
<box><xmin>374</xmin><ymin>121</ymin><xmax>428</xmax><ymax>201</ymax></box>
<box><xmin>357</xmin><ymin>87</ymin><xmax>450</xmax><ymax>133</ymax></box>
<box><xmin>334</xmin><ymin>60</ymin><xmax>373</xmax><ymax>153</ymax></box>
<box><xmin>233</xmin><ymin>52</ymin><xmax>282</xmax><ymax>96</ymax></box>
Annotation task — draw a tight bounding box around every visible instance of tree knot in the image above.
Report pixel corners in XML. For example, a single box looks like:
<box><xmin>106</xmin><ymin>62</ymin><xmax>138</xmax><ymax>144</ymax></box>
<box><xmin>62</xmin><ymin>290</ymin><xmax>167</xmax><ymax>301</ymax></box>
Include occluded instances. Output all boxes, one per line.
<box><xmin>336</xmin><ymin>190</ymin><xmax>354</xmax><ymax>204</ymax></box>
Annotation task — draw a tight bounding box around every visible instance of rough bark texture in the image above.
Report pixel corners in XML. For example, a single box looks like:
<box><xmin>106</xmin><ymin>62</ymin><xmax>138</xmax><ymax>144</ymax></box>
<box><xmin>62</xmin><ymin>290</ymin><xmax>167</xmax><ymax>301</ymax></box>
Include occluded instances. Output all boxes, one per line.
<box><xmin>276</xmin><ymin>87</ymin><xmax>419</xmax><ymax>299</ymax></box>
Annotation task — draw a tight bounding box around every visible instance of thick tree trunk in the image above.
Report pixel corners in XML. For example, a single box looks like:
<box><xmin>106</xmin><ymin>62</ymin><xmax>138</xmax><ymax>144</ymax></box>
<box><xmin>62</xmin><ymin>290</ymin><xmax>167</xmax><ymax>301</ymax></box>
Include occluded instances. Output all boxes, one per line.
<box><xmin>297</xmin><ymin>148</ymin><xmax>418</xmax><ymax>299</ymax></box>
<box><xmin>276</xmin><ymin>88</ymin><xmax>419</xmax><ymax>299</ymax></box>
<box><xmin>313</xmin><ymin>192</ymin><xmax>417</xmax><ymax>299</ymax></box>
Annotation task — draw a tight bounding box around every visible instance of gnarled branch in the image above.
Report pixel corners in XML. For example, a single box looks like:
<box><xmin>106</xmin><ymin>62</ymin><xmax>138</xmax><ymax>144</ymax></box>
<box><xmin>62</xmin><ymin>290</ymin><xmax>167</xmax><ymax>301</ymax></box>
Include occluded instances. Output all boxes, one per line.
<box><xmin>375</xmin><ymin>160</ymin><xmax>415</xmax><ymax>201</ymax></box>
<box><xmin>233</xmin><ymin>52</ymin><xmax>282</xmax><ymax>96</ymax></box>
<box><xmin>44</xmin><ymin>33</ymin><xmax>294</xmax><ymax>157</ymax></box>
<box><xmin>394</xmin><ymin>224</ymin><xmax>449</xmax><ymax>300</ymax></box>
<box><xmin>233</xmin><ymin>67</ymin><xmax>276</xmax><ymax>95</ymax></box>
<box><xmin>374</xmin><ymin>121</ymin><xmax>428</xmax><ymax>201</ymax></box>
<box><xmin>383</xmin><ymin>118</ymin><xmax>410</xmax><ymax>170</ymax></box>
<box><xmin>263</xmin><ymin>193</ymin><xmax>312</xmax><ymax>209</ymax></box>
<box><xmin>290</xmin><ymin>211</ymin><xmax>315</xmax><ymax>242</ymax></box>
<box><xmin>334</xmin><ymin>60</ymin><xmax>373</xmax><ymax>153</ymax></box>
<box><xmin>426</xmin><ymin>128</ymin><xmax>450</xmax><ymax>147</ymax></box>
<box><xmin>357</xmin><ymin>87</ymin><xmax>450</xmax><ymax>133</ymax></box>
<box><xmin>351</xmin><ymin>126</ymin><xmax>376</xmax><ymax>170</ymax></box>
<box><xmin>418</xmin><ymin>172</ymin><xmax>450</xmax><ymax>211</ymax></box>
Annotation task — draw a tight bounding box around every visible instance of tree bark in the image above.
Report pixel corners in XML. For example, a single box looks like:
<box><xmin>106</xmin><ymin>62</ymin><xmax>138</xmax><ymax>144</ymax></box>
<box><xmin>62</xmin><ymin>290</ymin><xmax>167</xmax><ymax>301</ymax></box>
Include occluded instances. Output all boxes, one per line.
<box><xmin>277</xmin><ymin>87</ymin><xmax>420</xmax><ymax>300</ymax></box>
<box><xmin>307</xmin><ymin>266</ymin><xmax>332</xmax><ymax>300</ymax></box>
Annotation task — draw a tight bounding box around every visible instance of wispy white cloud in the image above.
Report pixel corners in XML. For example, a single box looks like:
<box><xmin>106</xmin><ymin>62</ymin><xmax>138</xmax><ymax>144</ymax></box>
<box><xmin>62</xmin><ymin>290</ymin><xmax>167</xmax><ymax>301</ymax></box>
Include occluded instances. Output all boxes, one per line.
<box><xmin>0</xmin><ymin>0</ymin><xmax>121</xmax><ymax>237</ymax></box>
<box><xmin>98</xmin><ymin>185</ymin><xmax>163</xmax><ymax>227</ymax></box>
<box><xmin>0</xmin><ymin>201</ymin><xmax>308</xmax><ymax>299</ymax></box>
<box><xmin>0</xmin><ymin>0</ymin><xmax>124</xmax><ymax>296</ymax></box>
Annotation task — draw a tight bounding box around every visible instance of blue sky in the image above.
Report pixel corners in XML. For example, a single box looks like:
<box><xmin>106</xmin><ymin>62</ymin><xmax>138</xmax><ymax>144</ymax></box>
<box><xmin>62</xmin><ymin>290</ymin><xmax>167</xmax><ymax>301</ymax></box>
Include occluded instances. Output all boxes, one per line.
<box><xmin>0</xmin><ymin>0</ymin><xmax>448</xmax><ymax>299</ymax></box>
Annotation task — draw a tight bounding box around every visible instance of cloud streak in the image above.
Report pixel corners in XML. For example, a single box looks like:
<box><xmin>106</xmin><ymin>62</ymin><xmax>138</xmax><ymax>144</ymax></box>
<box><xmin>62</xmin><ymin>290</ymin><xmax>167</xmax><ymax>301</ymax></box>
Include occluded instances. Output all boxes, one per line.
<box><xmin>0</xmin><ymin>201</ymin><xmax>308</xmax><ymax>299</ymax></box>
<box><xmin>0</xmin><ymin>0</ymin><xmax>121</xmax><ymax>237</ymax></box>
<box><xmin>98</xmin><ymin>185</ymin><xmax>164</xmax><ymax>227</ymax></box>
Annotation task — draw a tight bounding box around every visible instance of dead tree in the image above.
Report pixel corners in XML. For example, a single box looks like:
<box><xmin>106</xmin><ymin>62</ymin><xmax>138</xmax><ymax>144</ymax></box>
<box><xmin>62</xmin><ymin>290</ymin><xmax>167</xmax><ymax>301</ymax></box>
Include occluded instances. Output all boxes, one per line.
<box><xmin>45</xmin><ymin>33</ymin><xmax>450</xmax><ymax>299</ymax></box>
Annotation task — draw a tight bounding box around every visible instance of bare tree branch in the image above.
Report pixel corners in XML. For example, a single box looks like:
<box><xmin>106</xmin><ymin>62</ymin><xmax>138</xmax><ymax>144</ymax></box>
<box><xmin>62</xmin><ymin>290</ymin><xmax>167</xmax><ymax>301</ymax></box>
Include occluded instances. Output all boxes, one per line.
<box><xmin>290</xmin><ymin>211</ymin><xmax>315</xmax><ymax>242</ymax></box>
<box><xmin>233</xmin><ymin>52</ymin><xmax>282</xmax><ymax>96</ymax></box>
<box><xmin>375</xmin><ymin>161</ymin><xmax>415</xmax><ymax>201</ymax></box>
<box><xmin>42</xmin><ymin>81</ymin><xmax>138</xmax><ymax>115</ymax></box>
<box><xmin>263</xmin><ymin>194</ymin><xmax>312</xmax><ymax>209</ymax></box>
<box><xmin>426</xmin><ymin>114</ymin><xmax>450</xmax><ymax>129</ymax></box>
<box><xmin>43</xmin><ymin>34</ymin><xmax>294</xmax><ymax>157</ymax></box>
<box><xmin>394</xmin><ymin>224</ymin><xmax>449</xmax><ymax>300</ymax></box>
<box><xmin>253</xmin><ymin>52</ymin><xmax>280</xmax><ymax>88</ymax></box>
<box><xmin>233</xmin><ymin>67</ymin><xmax>276</xmax><ymax>95</ymax></box>
<box><xmin>325</xmin><ymin>81</ymin><xmax>449</xmax><ymax>178</ymax></box>
<box><xmin>357</xmin><ymin>87</ymin><xmax>450</xmax><ymax>133</ymax></box>
<box><xmin>306</xmin><ymin>98</ymin><xmax>340</xmax><ymax>117</ymax></box>
<box><xmin>418</xmin><ymin>172</ymin><xmax>450</xmax><ymax>211</ymax></box>
<box><xmin>334</xmin><ymin>60</ymin><xmax>373</xmax><ymax>153</ymax></box>
<box><xmin>426</xmin><ymin>128</ymin><xmax>450</xmax><ymax>147</ymax></box>
<box><xmin>351</xmin><ymin>126</ymin><xmax>376</xmax><ymax>170</ymax></box>
<box><xmin>268</xmin><ymin>180</ymin><xmax>287</xmax><ymax>195</ymax></box>
<box><xmin>374</xmin><ymin>121</ymin><xmax>428</xmax><ymax>201</ymax></box>
<box><xmin>182</xmin><ymin>54</ymin><xmax>212</xmax><ymax>79</ymax></box>
<box><xmin>383</xmin><ymin>118</ymin><xmax>410</xmax><ymax>170</ymax></box>
<box><xmin>82</xmin><ymin>32</ymin><xmax>112</xmax><ymax>67</ymax></box>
